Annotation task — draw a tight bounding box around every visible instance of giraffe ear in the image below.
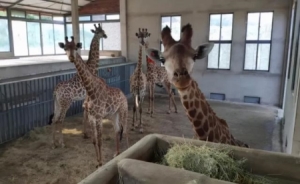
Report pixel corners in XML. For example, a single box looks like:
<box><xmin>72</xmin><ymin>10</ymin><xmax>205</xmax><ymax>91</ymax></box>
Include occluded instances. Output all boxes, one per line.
<box><xmin>135</xmin><ymin>33</ymin><xmax>139</xmax><ymax>37</ymax></box>
<box><xmin>58</xmin><ymin>42</ymin><xmax>65</xmax><ymax>49</ymax></box>
<box><xmin>194</xmin><ymin>42</ymin><xmax>214</xmax><ymax>60</ymax></box>
<box><xmin>145</xmin><ymin>48</ymin><xmax>165</xmax><ymax>64</ymax></box>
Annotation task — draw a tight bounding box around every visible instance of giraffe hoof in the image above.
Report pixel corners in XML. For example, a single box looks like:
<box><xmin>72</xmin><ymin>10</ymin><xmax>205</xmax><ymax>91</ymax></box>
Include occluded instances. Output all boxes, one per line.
<box><xmin>175</xmin><ymin>110</ymin><xmax>178</xmax><ymax>113</ymax></box>
<box><xmin>114</xmin><ymin>152</ymin><xmax>120</xmax><ymax>157</ymax></box>
<box><xmin>83</xmin><ymin>133</ymin><xmax>89</xmax><ymax>139</ymax></box>
<box><xmin>131</xmin><ymin>126</ymin><xmax>135</xmax><ymax>131</ymax></box>
<box><xmin>139</xmin><ymin>129</ymin><xmax>144</xmax><ymax>134</ymax></box>
<box><xmin>167</xmin><ymin>110</ymin><xmax>171</xmax><ymax>114</ymax></box>
<box><xmin>96</xmin><ymin>163</ymin><xmax>102</xmax><ymax>168</ymax></box>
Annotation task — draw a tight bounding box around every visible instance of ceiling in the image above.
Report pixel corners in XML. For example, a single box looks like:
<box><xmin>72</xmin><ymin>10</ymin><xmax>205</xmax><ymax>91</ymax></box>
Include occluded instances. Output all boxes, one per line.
<box><xmin>0</xmin><ymin>0</ymin><xmax>94</xmax><ymax>14</ymax></box>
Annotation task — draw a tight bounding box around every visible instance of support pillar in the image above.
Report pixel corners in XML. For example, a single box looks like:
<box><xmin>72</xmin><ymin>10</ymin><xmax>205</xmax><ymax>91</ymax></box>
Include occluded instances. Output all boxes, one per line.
<box><xmin>120</xmin><ymin>0</ymin><xmax>127</xmax><ymax>58</ymax></box>
<box><xmin>71</xmin><ymin>0</ymin><xmax>80</xmax><ymax>54</ymax></box>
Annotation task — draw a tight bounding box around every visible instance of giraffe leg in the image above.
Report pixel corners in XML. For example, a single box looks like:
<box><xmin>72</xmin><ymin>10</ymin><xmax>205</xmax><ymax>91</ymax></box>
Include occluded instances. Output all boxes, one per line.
<box><xmin>147</xmin><ymin>84</ymin><xmax>151</xmax><ymax>114</ymax></box>
<box><xmin>164</xmin><ymin>81</ymin><xmax>178</xmax><ymax>113</ymax></box>
<box><xmin>150</xmin><ymin>84</ymin><xmax>154</xmax><ymax>117</ymax></box>
<box><xmin>139</xmin><ymin>100</ymin><xmax>143</xmax><ymax>133</ymax></box>
<box><xmin>82</xmin><ymin>101</ymin><xmax>90</xmax><ymax>139</ymax></box>
<box><xmin>92</xmin><ymin>117</ymin><xmax>103</xmax><ymax>168</ymax></box>
<box><xmin>51</xmin><ymin>96</ymin><xmax>61</xmax><ymax>148</ymax></box>
<box><xmin>57</xmin><ymin>102</ymin><xmax>71</xmax><ymax>148</ymax></box>
<box><xmin>131</xmin><ymin>95</ymin><xmax>137</xmax><ymax>131</ymax></box>
<box><xmin>120</xmin><ymin>107</ymin><xmax>129</xmax><ymax>149</ymax></box>
<box><xmin>112</xmin><ymin>112</ymin><xmax>121</xmax><ymax>157</ymax></box>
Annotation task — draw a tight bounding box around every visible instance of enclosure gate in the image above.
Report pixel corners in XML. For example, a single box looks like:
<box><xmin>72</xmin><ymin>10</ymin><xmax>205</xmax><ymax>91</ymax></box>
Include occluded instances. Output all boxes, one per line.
<box><xmin>0</xmin><ymin>63</ymin><xmax>136</xmax><ymax>144</ymax></box>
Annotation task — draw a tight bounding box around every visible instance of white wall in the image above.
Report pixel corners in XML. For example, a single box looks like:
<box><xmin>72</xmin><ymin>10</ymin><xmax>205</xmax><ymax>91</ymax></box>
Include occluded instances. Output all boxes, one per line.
<box><xmin>122</xmin><ymin>0</ymin><xmax>291</xmax><ymax>106</ymax></box>
<box><xmin>283</xmin><ymin>0</ymin><xmax>300</xmax><ymax>155</ymax></box>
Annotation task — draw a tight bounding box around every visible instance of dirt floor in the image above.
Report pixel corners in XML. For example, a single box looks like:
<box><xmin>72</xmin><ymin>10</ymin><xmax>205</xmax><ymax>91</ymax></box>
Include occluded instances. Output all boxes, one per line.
<box><xmin>0</xmin><ymin>95</ymin><xmax>280</xmax><ymax>184</ymax></box>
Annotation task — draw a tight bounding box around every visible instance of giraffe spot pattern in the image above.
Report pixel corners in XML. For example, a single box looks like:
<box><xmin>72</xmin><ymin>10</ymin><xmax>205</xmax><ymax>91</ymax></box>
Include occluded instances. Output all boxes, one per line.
<box><xmin>195</xmin><ymin>100</ymin><xmax>200</xmax><ymax>108</ymax></box>
<box><xmin>203</xmin><ymin>119</ymin><xmax>209</xmax><ymax>132</ymax></box>
<box><xmin>196</xmin><ymin>112</ymin><xmax>203</xmax><ymax>120</ymax></box>
<box><xmin>196</xmin><ymin>128</ymin><xmax>205</xmax><ymax>137</ymax></box>
<box><xmin>188</xmin><ymin>109</ymin><xmax>197</xmax><ymax>117</ymax></box>
<box><xmin>194</xmin><ymin>120</ymin><xmax>201</xmax><ymax>127</ymax></box>
<box><xmin>183</xmin><ymin>101</ymin><xmax>189</xmax><ymax>109</ymax></box>
<box><xmin>208</xmin><ymin>131</ymin><xmax>214</xmax><ymax>141</ymax></box>
<box><xmin>201</xmin><ymin>101</ymin><xmax>208</xmax><ymax>115</ymax></box>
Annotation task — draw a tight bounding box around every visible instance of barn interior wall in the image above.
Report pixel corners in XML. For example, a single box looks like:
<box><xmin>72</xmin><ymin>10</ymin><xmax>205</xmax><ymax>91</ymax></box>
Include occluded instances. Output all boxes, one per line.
<box><xmin>123</xmin><ymin>0</ymin><xmax>291</xmax><ymax>107</ymax></box>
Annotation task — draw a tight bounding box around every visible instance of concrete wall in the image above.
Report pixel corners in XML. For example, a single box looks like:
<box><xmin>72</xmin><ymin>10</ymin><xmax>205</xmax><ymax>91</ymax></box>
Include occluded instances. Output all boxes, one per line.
<box><xmin>122</xmin><ymin>0</ymin><xmax>291</xmax><ymax>107</ymax></box>
<box><xmin>282</xmin><ymin>0</ymin><xmax>300</xmax><ymax>156</ymax></box>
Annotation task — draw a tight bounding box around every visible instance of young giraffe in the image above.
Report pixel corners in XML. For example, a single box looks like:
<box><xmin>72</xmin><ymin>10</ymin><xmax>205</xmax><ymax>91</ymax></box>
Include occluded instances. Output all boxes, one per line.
<box><xmin>146</xmin><ymin>24</ymin><xmax>249</xmax><ymax>148</ymax></box>
<box><xmin>51</xmin><ymin>24</ymin><xmax>107</xmax><ymax>148</ymax></box>
<box><xmin>64</xmin><ymin>36</ymin><xmax>129</xmax><ymax>167</ymax></box>
<box><xmin>129</xmin><ymin>28</ymin><xmax>150</xmax><ymax>133</ymax></box>
<box><xmin>145</xmin><ymin>36</ymin><xmax>178</xmax><ymax>117</ymax></box>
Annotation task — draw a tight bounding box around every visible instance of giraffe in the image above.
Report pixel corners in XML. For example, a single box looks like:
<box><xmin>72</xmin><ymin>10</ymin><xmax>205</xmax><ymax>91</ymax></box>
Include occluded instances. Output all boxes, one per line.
<box><xmin>145</xmin><ymin>24</ymin><xmax>249</xmax><ymax>148</ymax></box>
<box><xmin>50</xmin><ymin>23</ymin><xmax>107</xmax><ymax>148</ymax></box>
<box><xmin>145</xmin><ymin>36</ymin><xmax>178</xmax><ymax>118</ymax></box>
<box><xmin>64</xmin><ymin>36</ymin><xmax>129</xmax><ymax>167</ymax></box>
<box><xmin>129</xmin><ymin>28</ymin><xmax>149</xmax><ymax>133</ymax></box>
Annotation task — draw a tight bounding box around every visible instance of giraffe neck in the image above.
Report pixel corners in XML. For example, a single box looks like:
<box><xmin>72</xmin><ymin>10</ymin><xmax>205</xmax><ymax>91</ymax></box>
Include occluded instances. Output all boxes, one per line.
<box><xmin>177</xmin><ymin>80</ymin><xmax>220</xmax><ymax>139</ymax></box>
<box><xmin>86</xmin><ymin>34</ymin><xmax>101</xmax><ymax>75</ymax></box>
<box><xmin>73</xmin><ymin>53</ymin><xmax>100</xmax><ymax>97</ymax></box>
<box><xmin>135</xmin><ymin>45</ymin><xmax>143</xmax><ymax>73</ymax></box>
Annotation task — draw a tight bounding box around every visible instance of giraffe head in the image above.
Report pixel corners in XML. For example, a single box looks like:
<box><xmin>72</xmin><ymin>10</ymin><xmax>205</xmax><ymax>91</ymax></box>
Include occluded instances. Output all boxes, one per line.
<box><xmin>135</xmin><ymin>28</ymin><xmax>151</xmax><ymax>47</ymax></box>
<box><xmin>58</xmin><ymin>36</ymin><xmax>82</xmax><ymax>62</ymax></box>
<box><xmin>145</xmin><ymin>24</ymin><xmax>214</xmax><ymax>90</ymax></box>
<box><xmin>91</xmin><ymin>23</ymin><xmax>107</xmax><ymax>39</ymax></box>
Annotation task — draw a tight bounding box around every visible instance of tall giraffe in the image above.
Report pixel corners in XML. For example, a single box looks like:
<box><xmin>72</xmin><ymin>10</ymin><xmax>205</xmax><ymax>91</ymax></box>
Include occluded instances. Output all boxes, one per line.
<box><xmin>63</xmin><ymin>36</ymin><xmax>129</xmax><ymax>167</ymax></box>
<box><xmin>51</xmin><ymin>24</ymin><xmax>107</xmax><ymax>148</ymax></box>
<box><xmin>145</xmin><ymin>37</ymin><xmax>178</xmax><ymax>117</ymax></box>
<box><xmin>145</xmin><ymin>24</ymin><xmax>249</xmax><ymax>148</ymax></box>
<box><xmin>129</xmin><ymin>28</ymin><xmax>150</xmax><ymax>133</ymax></box>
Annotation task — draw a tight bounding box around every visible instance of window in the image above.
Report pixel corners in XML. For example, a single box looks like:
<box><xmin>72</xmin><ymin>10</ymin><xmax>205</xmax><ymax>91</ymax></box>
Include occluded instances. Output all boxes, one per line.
<box><xmin>0</xmin><ymin>9</ymin><xmax>7</xmax><ymax>16</ymax></box>
<box><xmin>41</xmin><ymin>14</ymin><xmax>52</xmax><ymax>21</ymax></box>
<box><xmin>79</xmin><ymin>16</ymin><xmax>91</xmax><ymax>21</ymax></box>
<box><xmin>244</xmin><ymin>12</ymin><xmax>273</xmax><ymax>71</ymax></box>
<box><xmin>0</xmin><ymin>18</ymin><xmax>10</xmax><ymax>52</ymax></box>
<box><xmin>102</xmin><ymin>22</ymin><xmax>120</xmax><ymax>50</ymax></box>
<box><xmin>54</xmin><ymin>24</ymin><xmax>65</xmax><ymax>54</ymax></box>
<box><xmin>12</xmin><ymin>20</ymin><xmax>28</xmax><ymax>56</ymax></box>
<box><xmin>106</xmin><ymin>14</ymin><xmax>120</xmax><ymax>20</ymax></box>
<box><xmin>53</xmin><ymin>16</ymin><xmax>64</xmax><ymax>22</ymax></box>
<box><xmin>27</xmin><ymin>22</ymin><xmax>41</xmax><ymax>55</ymax></box>
<box><xmin>41</xmin><ymin>23</ymin><xmax>55</xmax><ymax>54</ymax></box>
<box><xmin>26</xmin><ymin>12</ymin><xmax>39</xmax><ymax>20</ymax></box>
<box><xmin>66</xmin><ymin>24</ymin><xmax>73</xmax><ymax>37</ymax></box>
<box><xmin>11</xmin><ymin>10</ymin><xmax>25</xmax><ymax>18</ymax></box>
<box><xmin>83</xmin><ymin>23</ymin><xmax>95</xmax><ymax>50</ymax></box>
<box><xmin>160</xmin><ymin>16</ymin><xmax>181</xmax><ymax>52</ymax></box>
<box><xmin>92</xmin><ymin>14</ymin><xmax>105</xmax><ymax>21</ymax></box>
<box><xmin>208</xmin><ymin>13</ymin><xmax>233</xmax><ymax>69</ymax></box>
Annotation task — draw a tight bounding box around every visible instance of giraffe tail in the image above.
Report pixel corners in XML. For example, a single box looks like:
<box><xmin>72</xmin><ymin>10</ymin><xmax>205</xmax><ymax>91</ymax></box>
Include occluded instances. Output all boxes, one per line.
<box><xmin>48</xmin><ymin>113</ymin><xmax>54</xmax><ymax>125</ymax></box>
<box><xmin>120</xmin><ymin>125</ymin><xmax>123</xmax><ymax>142</ymax></box>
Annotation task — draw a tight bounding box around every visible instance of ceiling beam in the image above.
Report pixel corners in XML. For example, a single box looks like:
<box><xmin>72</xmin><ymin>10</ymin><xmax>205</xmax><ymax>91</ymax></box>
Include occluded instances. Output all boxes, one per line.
<box><xmin>8</xmin><ymin>0</ymin><xmax>23</xmax><ymax>8</ymax></box>
<box><xmin>43</xmin><ymin>0</ymin><xmax>83</xmax><ymax>7</ymax></box>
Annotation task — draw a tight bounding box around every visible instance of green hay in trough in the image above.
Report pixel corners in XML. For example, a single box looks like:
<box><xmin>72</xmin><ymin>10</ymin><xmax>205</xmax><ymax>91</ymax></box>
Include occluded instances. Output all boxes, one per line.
<box><xmin>161</xmin><ymin>143</ymin><xmax>272</xmax><ymax>184</ymax></box>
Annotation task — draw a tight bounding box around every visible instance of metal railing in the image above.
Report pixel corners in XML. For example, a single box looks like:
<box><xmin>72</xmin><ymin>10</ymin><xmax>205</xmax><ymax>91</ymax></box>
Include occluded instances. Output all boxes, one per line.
<box><xmin>0</xmin><ymin>62</ymin><xmax>136</xmax><ymax>144</ymax></box>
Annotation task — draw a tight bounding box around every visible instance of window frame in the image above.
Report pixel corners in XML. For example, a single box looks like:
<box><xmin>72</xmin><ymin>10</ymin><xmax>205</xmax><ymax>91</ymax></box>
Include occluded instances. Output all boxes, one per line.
<box><xmin>243</xmin><ymin>11</ymin><xmax>274</xmax><ymax>72</ymax></box>
<box><xmin>0</xmin><ymin>8</ymin><xmax>10</xmax><ymax>53</ymax></box>
<box><xmin>10</xmin><ymin>9</ymin><xmax>65</xmax><ymax>57</ymax></box>
<box><xmin>66</xmin><ymin>13</ymin><xmax>121</xmax><ymax>51</ymax></box>
<box><xmin>160</xmin><ymin>15</ymin><xmax>181</xmax><ymax>52</ymax></box>
<box><xmin>288</xmin><ymin>1</ymin><xmax>298</xmax><ymax>79</ymax></box>
<box><xmin>207</xmin><ymin>12</ymin><xmax>234</xmax><ymax>70</ymax></box>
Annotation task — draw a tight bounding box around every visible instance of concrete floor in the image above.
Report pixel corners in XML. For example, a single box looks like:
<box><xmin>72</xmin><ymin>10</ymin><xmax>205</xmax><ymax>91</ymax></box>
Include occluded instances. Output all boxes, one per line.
<box><xmin>0</xmin><ymin>95</ymin><xmax>282</xmax><ymax>184</ymax></box>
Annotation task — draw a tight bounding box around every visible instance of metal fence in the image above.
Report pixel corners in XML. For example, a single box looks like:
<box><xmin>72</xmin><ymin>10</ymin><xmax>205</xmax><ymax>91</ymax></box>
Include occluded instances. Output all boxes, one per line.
<box><xmin>0</xmin><ymin>62</ymin><xmax>136</xmax><ymax>144</ymax></box>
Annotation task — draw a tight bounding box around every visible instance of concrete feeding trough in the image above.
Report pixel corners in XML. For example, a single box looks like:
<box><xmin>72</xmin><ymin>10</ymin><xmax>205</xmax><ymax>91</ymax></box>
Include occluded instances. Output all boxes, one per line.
<box><xmin>79</xmin><ymin>134</ymin><xmax>300</xmax><ymax>184</ymax></box>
